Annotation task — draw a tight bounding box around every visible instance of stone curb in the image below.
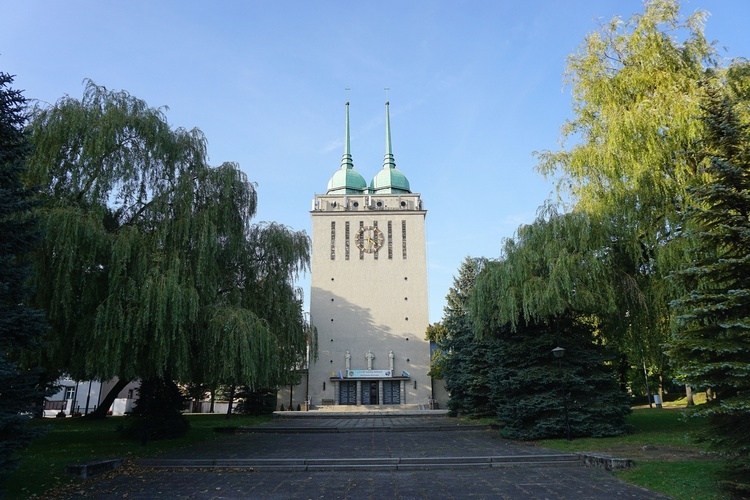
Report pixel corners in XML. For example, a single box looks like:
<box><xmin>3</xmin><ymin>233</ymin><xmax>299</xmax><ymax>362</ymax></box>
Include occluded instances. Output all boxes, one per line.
<box><xmin>273</xmin><ymin>410</ymin><xmax>450</xmax><ymax>418</ymax></box>
<box><xmin>135</xmin><ymin>454</ymin><xmax>582</xmax><ymax>471</ymax></box>
<box><xmin>578</xmin><ymin>452</ymin><xmax>635</xmax><ymax>471</ymax></box>
<box><xmin>65</xmin><ymin>458</ymin><xmax>126</xmax><ymax>479</ymax></box>
<box><xmin>215</xmin><ymin>424</ymin><xmax>488</xmax><ymax>434</ymax></box>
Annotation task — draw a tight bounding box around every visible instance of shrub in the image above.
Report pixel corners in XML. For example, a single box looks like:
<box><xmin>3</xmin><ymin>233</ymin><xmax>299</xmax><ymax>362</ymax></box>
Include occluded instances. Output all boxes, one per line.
<box><xmin>119</xmin><ymin>378</ymin><xmax>190</xmax><ymax>441</ymax></box>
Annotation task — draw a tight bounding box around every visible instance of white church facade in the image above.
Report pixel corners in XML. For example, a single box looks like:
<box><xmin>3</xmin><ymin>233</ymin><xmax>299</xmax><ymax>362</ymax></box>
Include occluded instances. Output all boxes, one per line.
<box><xmin>280</xmin><ymin>101</ymin><xmax>439</xmax><ymax>409</ymax></box>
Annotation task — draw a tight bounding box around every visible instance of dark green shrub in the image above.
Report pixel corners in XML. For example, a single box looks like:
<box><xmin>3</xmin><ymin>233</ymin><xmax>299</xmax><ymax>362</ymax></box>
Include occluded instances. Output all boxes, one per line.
<box><xmin>119</xmin><ymin>378</ymin><xmax>190</xmax><ymax>441</ymax></box>
<box><xmin>235</xmin><ymin>388</ymin><xmax>276</xmax><ymax>415</ymax></box>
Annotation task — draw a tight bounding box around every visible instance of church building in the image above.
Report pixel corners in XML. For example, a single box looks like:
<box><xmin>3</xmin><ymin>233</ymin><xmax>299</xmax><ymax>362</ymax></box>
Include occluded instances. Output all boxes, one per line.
<box><xmin>287</xmin><ymin>101</ymin><xmax>435</xmax><ymax>409</ymax></box>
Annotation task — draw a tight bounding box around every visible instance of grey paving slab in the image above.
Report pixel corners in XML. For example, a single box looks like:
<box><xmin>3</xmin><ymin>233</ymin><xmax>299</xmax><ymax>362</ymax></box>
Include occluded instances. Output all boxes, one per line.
<box><xmin>68</xmin><ymin>415</ymin><xmax>664</xmax><ymax>499</ymax></box>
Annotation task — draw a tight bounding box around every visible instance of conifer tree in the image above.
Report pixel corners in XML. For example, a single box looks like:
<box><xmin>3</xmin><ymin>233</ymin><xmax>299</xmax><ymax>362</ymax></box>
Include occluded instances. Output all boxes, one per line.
<box><xmin>435</xmin><ymin>257</ymin><xmax>498</xmax><ymax>418</ymax></box>
<box><xmin>0</xmin><ymin>73</ymin><xmax>48</xmax><ymax>475</ymax></box>
<box><xmin>669</xmin><ymin>79</ymin><xmax>750</xmax><ymax>488</ymax></box>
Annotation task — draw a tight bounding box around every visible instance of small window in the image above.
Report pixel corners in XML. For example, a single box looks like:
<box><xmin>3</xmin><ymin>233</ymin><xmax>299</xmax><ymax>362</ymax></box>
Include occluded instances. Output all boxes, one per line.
<box><xmin>64</xmin><ymin>386</ymin><xmax>75</xmax><ymax>399</ymax></box>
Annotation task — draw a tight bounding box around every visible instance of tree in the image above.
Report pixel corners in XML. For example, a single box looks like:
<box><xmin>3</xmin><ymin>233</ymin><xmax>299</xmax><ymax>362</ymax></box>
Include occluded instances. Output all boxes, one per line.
<box><xmin>470</xmin><ymin>209</ymin><xmax>631</xmax><ymax>439</ymax></box>
<box><xmin>25</xmin><ymin>81</ymin><xmax>310</xmax><ymax>417</ymax></box>
<box><xmin>0</xmin><ymin>73</ymin><xmax>48</xmax><ymax>476</ymax></box>
<box><xmin>669</xmin><ymin>77</ymin><xmax>750</xmax><ymax>490</ymax></box>
<box><xmin>120</xmin><ymin>378</ymin><xmax>190</xmax><ymax>442</ymax></box>
<box><xmin>434</xmin><ymin>257</ymin><xmax>499</xmax><ymax>418</ymax></box>
<box><xmin>534</xmin><ymin>0</ymin><xmax>720</xmax><ymax>397</ymax></box>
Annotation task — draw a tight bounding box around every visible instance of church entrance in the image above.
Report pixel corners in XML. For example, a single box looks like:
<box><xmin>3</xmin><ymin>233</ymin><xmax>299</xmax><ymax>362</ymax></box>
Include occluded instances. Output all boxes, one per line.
<box><xmin>383</xmin><ymin>380</ymin><xmax>400</xmax><ymax>404</ymax></box>
<box><xmin>361</xmin><ymin>381</ymin><xmax>378</xmax><ymax>405</ymax></box>
<box><xmin>339</xmin><ymin>381</ymin><xmax>356</xmax><ymax>405</ymax></box>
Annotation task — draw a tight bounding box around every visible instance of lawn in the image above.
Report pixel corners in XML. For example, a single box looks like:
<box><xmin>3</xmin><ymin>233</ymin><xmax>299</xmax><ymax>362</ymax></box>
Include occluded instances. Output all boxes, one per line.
<box><xmin>538</xmin><ymin>407</ymin><xmax>729</xmax><ymax>499</ymax></box>
<box><xmin>3</xmin><ymin>413</ymin><xmax>270</xmax><ymax>498</ymax></box>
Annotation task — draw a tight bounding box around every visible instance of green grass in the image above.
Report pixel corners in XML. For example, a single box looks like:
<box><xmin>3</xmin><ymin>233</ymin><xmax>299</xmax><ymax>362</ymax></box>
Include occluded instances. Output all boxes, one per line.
<box><xmin>538</xmin><ymin>407</ymin><xmax>706</xmax><ymax>451</ymax></box>
<box><xmin>617</xmin><ymin>460</ymin><xmax>727</xmax><ymax>500</ymax></box>
<box><xmin>536</xmin><ymin>408</ymin><xmax>729</xmax><ymax>499</ymax></box>
<box><xmin>4</xmin><ymin>413</ymin><xmax>270</xmax><ymax>498</ymax></box>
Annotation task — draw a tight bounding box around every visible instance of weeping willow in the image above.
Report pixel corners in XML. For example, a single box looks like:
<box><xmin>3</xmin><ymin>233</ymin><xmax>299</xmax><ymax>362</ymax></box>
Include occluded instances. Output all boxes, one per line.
<box><xmin>27</xmin><ymin>80</ymin><xmax>310</xmax><ymax>390</ymax></box>
<box><xmin>530</xmin><ymin>0</ymin><xmax>727</xmax><ymax>388</ymax></box>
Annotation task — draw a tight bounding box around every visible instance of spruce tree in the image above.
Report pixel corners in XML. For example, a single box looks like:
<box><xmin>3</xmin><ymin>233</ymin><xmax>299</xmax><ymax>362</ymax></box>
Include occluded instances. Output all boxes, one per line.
<box><xmin>0</xmin><ymin>73</ymin><xmax>48</xmax><ymax>476</ymax></box>
<box><xmin>669</xmin><ymin>80</ymin><xmax>750</xmax><ymax>489</ymax></box>
<box><xmin>435</xmin><ymin>257</ymin><xmax>499</xmax><ymax>418</ymax></box>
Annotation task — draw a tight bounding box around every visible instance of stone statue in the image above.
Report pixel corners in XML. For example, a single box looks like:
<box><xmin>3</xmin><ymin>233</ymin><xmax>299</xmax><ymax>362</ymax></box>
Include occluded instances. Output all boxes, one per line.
<box><xmin>389</xmin><ymin>350</ymin><xmax>394</xmax><ymax>371</ymax></box>
<box><xmin>345</xmin><ymin>350</ymin><xmax>351</xmax><ymax>370</ymax></box>
<box><xmin>366</xmin><ymin>350</ymin><xmax>375</xmax><ymax>370</ymax></box>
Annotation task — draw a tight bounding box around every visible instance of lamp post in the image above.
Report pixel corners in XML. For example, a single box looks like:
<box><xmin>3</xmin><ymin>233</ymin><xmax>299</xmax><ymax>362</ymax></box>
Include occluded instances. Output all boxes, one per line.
<box><xmin>552</xmin><ymin>347</ymin><xmax>572</xmax><ymax>441</ymax></box>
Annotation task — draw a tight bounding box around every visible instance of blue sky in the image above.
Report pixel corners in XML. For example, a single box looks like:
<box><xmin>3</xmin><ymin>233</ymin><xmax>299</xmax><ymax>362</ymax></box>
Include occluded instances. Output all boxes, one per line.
<box><xmin>3</xmin><ymin>1</ymin><xmax>749</xmax><ymax>323</ymax></box>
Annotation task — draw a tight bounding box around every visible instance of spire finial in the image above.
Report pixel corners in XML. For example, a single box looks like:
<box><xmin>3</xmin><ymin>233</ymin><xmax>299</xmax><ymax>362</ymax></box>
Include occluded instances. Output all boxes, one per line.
<box><xmin>341</xmin><ymin>99</ymin><xmax>354</xmax><ymax>170</ymax></box>
<box><xmin>383</xmin><ymin>97</ymin><xmax>395</xmax><ymax>170</ymax></box>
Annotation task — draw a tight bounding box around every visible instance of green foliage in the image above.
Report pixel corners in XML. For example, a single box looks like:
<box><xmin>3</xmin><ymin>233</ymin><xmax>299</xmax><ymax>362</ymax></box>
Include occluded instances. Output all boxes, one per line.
<box><xmin>489</xmin><ymin>316</ymin><xmax>631</xmax><ymax>440</ymax></box>
<box><xmin>119</xmin><ymin>378</ymin><xmax>190</xmax><ymax>441</ymax></box>
<box><xmin>466</xmin><ymin>210</ymin><xmax>630</xmax><ymax>439</ymax></box>
<box><xmin>436</xmin><ymin>257</ymin><xmax>499</xmax><ymax>418</ymax></box>
<box><xmin>532</xmin><ymin>0</ymin><xmax>721</xmax><ymax>394</ymax></box>
<box><xmin>25</xmin><ymin>81</ymin><xmax>311</xmax><ymax>395</ymax></box>
<box><xmin>0</xmin><ymin>72</ymin><xmax>49</xmax><ymax>479</ymax></box>
<box><xmin>669</xmin><ymin>76</ymin><xmax>750</xmax><ymax>486</ymax></box>
<box><xmin>537</xmin><ymin>0</ymin><xmax>714</xmax><ymax>220</ymax></box>
<box><xmin>234</xmin><ymin>387</ymin><xmax>277</xmax><ymax>415</ymax></box>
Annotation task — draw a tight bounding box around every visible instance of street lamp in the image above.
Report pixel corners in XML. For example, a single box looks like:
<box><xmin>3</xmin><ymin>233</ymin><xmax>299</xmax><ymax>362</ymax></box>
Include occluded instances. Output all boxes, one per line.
<box><xmin>552</xmin><ymin>346</ymin><xmax>572</xmax><ymax>441</ymax></box>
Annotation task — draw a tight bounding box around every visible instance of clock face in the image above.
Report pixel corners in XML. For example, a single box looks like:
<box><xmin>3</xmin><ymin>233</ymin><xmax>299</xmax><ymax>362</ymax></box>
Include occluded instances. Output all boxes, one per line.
<box><xmin>356</xmin><ymin>226</ymin><xmax>384</xmax><ymax>253</ymax></box>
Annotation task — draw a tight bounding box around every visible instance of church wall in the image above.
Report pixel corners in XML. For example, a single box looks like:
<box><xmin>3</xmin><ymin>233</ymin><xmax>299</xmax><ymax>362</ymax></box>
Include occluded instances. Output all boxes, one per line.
<box><xmin>306</xmin><ymin>194</ymin><xmax>433</xmax><ymax>407</ymax></box>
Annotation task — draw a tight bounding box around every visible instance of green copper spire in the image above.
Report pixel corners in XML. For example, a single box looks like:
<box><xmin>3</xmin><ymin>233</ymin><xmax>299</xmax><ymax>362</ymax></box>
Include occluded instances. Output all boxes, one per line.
<box><xmin>383</xmin><ymin>100</ymin><xmax>395</xmax><ymax>169</ymax></box>
<box><xmin>326</xmin><ymin>101</ymin><xmax>367</xmax><ymax>194</ymax></box>
<box><xmin>370</xmin><ymin>101</ymin><xmax>411</xmax><ymax>194</ymax></box>
<box><xmin>341</xmin><ymin>101</ymin><xmax>353</xmax><ymax>170</ymax></box>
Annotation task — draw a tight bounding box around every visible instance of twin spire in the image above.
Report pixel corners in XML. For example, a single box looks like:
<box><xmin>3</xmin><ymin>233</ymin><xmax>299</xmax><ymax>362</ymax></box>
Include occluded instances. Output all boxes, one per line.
<box><xmin>327</xmin><ymin>101</ymin><xmax>410</xmax><ymax>195</ymax></box>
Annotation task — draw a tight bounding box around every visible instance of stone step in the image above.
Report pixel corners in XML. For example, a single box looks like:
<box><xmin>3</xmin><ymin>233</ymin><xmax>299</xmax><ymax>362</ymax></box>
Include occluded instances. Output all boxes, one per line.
<box><xmin>136</xmin><ymin>454</ymin><xmax>582</xmax><ymax>471</ymax></box>
<box><xmin>218</xmin><ymin>424</ymin><xmax>487</xmax><ymax>434</ymax></box>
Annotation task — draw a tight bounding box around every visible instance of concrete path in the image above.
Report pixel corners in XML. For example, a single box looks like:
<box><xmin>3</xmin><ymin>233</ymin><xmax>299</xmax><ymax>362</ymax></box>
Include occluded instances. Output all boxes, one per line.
<box><xmin>70</xmin><ymin>414</ymin><xmax>663</xmax><ymax>499</ymax></box>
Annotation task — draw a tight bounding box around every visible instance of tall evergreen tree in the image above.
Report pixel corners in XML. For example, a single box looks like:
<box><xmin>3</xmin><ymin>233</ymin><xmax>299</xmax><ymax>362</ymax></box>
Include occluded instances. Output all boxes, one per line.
<box><xmin>25</xmin><ymin>81</ymin><xmax>310</xmax><ymax>417</ymax></box>
<box><xmin>669</xmin><ymin>78</ymin><xmax>750</xmax><ymax>489</ymax></box>
<box><xmin>0</xmin><ymin>73</ymin><xmax>48</xmax><ymax>476</ymax></box>
<box><xmin>433</xmin><ymin>257</ymin><xmax>498</xmax><ymax>418</ymax></box>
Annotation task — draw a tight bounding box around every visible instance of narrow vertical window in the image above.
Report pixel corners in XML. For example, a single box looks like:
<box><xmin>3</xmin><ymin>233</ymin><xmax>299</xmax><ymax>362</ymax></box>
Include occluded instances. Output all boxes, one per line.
<box><xmin>402</xmin><ymin>220</ymin><xmax>407</xmax><ymax>259</ymax></box>
<box><xmin>330</xmin><ymin>221</ymin><xmax>336</xmax><ymax>260</ymax></box>
<box><xmin>345</xmin><ymin>221</ymin><xmax>350</xmax><ymax>260</ymax></box>
<box><xmin>359</xmin><ymin>221</ymin><xmax>364</xmax><ymax>260</ymax></box>
<box><xmin>387</xmin><ymin>220</ymin><xmax>393</xmax><ymax>260</ymax></box>
<box><xmin>373</xmin><ymin>221</ymin><xmax>379</xmax><ymax>260</ymax></box>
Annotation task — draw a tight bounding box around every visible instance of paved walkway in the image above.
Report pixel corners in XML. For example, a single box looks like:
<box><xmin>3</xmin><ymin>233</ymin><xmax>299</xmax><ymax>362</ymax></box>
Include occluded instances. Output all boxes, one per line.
<box><xmin>70</xmin><ymin>415</ymin><xmax>663</xmax><ymax>499</ymax></box>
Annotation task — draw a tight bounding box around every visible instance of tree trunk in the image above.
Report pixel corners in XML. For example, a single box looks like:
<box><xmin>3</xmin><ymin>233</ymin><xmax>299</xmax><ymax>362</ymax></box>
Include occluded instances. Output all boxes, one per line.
<box><xmin>225</xmin><ymin>385</ymin><xmax>235</xmax><ymax>419</ymax></box>
<box><xmin>642</xmin><ymin>359</ymin><xmax>653</xmax><ymax>408</ymax></box>
<box><xmin>685</xmin><ymin>385</ymin><xmax>694</xmax><ymax>407</ymax></box>
<box><xmin>85</xmin><ymin>379</ymin><xmax>129</xmax><ymax>419</ymax></box>
<box><xmin>658</xmin><ymin>372</ymin><xmax>664</xmax><ymax>407</ymax></box>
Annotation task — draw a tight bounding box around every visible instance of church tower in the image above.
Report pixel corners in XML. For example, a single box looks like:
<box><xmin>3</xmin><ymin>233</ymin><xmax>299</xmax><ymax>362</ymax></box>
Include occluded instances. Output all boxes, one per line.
<box><xmin>307</xmin><ymin>101</ymin><xmax>432</xmax><ymax>407</ymax></box>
